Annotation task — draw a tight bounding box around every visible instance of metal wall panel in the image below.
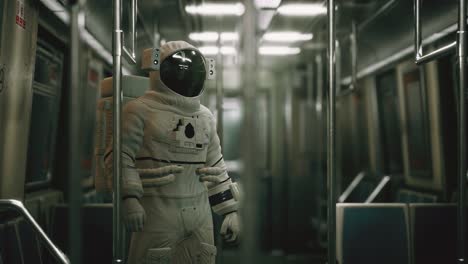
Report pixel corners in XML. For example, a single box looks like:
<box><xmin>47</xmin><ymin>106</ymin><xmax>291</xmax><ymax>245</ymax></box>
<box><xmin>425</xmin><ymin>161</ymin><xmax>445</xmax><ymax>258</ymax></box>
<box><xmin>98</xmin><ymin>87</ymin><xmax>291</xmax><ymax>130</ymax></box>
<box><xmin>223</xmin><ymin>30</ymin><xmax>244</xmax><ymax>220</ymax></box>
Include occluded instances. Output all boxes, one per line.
<box><xmin>0</xmin><ymin>0</ymin><xmax>38</xmax><ymax>200</ymax></box>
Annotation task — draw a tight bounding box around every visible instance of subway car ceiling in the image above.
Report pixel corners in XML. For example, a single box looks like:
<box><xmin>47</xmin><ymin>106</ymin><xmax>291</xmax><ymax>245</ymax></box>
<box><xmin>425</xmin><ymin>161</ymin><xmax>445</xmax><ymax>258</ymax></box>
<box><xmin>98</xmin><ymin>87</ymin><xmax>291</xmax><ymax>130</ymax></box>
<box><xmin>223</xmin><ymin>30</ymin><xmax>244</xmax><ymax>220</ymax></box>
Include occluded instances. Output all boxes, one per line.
<box><xmin>39</xmin><ymin>0</ymin><xmax>461</xmax><ymax>79</ymax></box>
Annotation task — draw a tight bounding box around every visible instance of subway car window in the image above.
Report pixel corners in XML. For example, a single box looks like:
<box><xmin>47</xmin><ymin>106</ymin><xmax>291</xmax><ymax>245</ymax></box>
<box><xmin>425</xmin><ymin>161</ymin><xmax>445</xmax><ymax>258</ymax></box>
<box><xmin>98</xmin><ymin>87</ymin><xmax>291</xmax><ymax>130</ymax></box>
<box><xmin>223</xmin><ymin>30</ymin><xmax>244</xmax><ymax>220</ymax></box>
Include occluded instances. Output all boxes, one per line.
<box><xmin>1</xmin><ymin>1</ymin><xmax>468</xmax><ymax>264</ymax></box>
<box><xmin>401</xmin><ymin>66</ymin><xmax>433</xmax><ymax>180</ymax></box>
<box><xmin>376</xmin><ymin>69</ymin><xmax>403</xmax><ymax>175</ymax></box>
<box><xmin>25</xmin><ymin>41</ymin><xmax>64</xmax><ymax>189</ymax></box>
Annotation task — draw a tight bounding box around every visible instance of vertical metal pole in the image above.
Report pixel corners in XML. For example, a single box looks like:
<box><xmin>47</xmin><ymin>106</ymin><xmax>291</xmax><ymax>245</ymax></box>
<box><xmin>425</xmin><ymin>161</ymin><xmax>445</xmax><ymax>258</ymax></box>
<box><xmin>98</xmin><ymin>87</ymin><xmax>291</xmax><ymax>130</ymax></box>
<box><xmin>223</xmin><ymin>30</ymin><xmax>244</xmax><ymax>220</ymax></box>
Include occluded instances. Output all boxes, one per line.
<box><xmin>130</xmin><ymin>0</ymin><xmax>136</xmax><ymax>58</ymax></box>
<box><xmin>315</xmin><ymin>53</ymin><xmax>326</xmax><ymax>246</ymax></box>
<box><xmin>414</xmin><ymin>0</ymin><xmax>423</xmax><ymax>58</ymax></box>
<box><xmin>241</xmin><ymin>0</ymin><xmax>259</xmax><ymax>263</ymax></box>
<box><xmin>350</xmin><ymin>21</ymin><xmax>357</xmax><ymax>90</ymax></box>
<box><xmin>307</xmin><ymin>59</ymin><xmax>315</xmax><ymax>109</ymax></box>
<box><xmin>327</xmin><ymin>0</ymin><xmax>337</xmax><ymax>263</ymax></box>
<box><xmin>216</xmin><ymin>16</ymin><xmax>224</xmax><ymax>147</ymax></box>
<box><xmin>457</xmin><ymin>0</ymin><xmax>466</xmax><ymax>262</ymax></box>
<box><xmin>69</xmin><ymin>1</ymin><xmax>84</xmax><ymax>263</ymax></box>
<box><xmin>215</xmin><ymin>15</ymin><xmax>224</xmax><ymax>263</ymax></box>
<box><xmin>113</xmin><ymin>0</ymin><xmax>124</xmax><ymax>263</ymax></box>
<box><xmin>335</xmin><ymin>40</ymin><xmax>341</xmax><ymax>96</ymax></box>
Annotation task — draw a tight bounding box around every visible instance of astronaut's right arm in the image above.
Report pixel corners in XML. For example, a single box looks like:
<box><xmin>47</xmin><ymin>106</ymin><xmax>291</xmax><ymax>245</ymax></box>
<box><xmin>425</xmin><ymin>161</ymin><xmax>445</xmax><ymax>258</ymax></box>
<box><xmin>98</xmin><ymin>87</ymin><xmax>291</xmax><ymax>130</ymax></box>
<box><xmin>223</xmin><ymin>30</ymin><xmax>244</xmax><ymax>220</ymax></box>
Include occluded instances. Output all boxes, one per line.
<box><xmin>104</xmin><ymin>102</ymin><xmax>146</xmax><ymax>232</ymax></box>
<box><xmin>104</xmin><ymin>103</ymin><xmax>145</xmax><ymax>199</ymax></box>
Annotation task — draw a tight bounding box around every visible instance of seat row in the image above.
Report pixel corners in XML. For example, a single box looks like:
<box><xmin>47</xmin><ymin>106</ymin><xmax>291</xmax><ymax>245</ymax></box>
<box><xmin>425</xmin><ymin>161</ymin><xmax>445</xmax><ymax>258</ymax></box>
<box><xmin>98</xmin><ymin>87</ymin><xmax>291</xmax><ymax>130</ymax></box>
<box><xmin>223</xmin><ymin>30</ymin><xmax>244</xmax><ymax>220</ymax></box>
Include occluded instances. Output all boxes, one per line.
<box><xmin>0</xmin><ymin>216</ymin><xmax>43</xmax><ymax>264</ymax></box>
<box><xmin>337</xmin><ymin>203</ymin><xmax>463</xmax><ymax>264</ymax></box>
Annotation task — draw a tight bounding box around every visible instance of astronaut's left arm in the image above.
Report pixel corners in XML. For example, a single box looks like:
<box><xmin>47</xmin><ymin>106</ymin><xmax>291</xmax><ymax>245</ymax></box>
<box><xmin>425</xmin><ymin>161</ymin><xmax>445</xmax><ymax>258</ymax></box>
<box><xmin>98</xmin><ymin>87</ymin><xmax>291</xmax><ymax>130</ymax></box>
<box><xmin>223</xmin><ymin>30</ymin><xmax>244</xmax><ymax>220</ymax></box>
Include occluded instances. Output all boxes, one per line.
<box><xmin>198</xmin><ymin>116</ymin><xmax>240</xmax><ymax>242</ymax></box>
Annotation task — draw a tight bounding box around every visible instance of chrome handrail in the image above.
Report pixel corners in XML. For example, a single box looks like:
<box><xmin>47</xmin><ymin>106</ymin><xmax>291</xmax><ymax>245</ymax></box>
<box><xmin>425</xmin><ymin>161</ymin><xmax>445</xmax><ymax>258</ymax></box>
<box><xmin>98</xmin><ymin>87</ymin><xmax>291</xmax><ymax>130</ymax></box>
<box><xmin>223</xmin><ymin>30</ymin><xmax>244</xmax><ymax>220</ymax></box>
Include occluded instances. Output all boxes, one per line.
<box><xmin>338</xmin><ymin>171</ymin><xmax>366</xmax><ymax>203</ymax></box>
<box><xmin>327</xmin><ymin>1</ymin><xmax>337</xmax><ymax>264</ymax></box>
<box><xmin>113</xmin><ymin>0</ymin><xmax>124</xmax><ymax>262</ymax></box>
<box><xmin>122</xmin><ymin>0</ymin><xmax>137</xmax><ymax>64</ymax></box>
<box><xmin>414</xmin><ymin>0</ymin><xmax>456</xmax><ymax>65</ymax></box>
<box><xmin>0</xmin><ymin>199</ymin><xmax>70</xmax><ymax>264</ymax></box>
<box><xmin>365</xmin><ymin>176</ymin><xmax>391</xmax><ymax>203</ymax></box>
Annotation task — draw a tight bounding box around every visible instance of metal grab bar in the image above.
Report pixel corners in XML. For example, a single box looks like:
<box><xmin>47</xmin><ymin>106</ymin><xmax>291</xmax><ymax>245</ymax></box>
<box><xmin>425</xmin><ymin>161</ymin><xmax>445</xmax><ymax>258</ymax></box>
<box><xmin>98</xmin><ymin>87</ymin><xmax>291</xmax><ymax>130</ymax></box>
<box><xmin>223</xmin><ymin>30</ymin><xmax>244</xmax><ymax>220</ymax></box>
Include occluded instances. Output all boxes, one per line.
<box><xmin>113</xmin><ymin>0</ymin><xmax>124</xmax><ymax>262</ymax></box>
<box><xmin>338</xmin><ymin>171</ymin><xmax>366</xmax><ymax>203</ymax></box>
<box><xmin>122</xmin><ymin>0</ymin><xmax>137</xmax><ymax>64</ymax></box>
<box><xmin>456</xmin><ymin>0</ymin><xmax>467</xmax><ymax>262</ymax></box>
<box><xmin>0</xmin><ymin>199</ymin><xmax>70</xmax><ymax>264</ymax></box>
<box><xmin>414</xmin><ymin>0</ymin><xmax>456</xmax><ymax>64</ymax></box>
<box><xmin>365</xmin><ymin>176</ymin><xmax>391</xmax><ymax>203</ymax></box>
<box><xmin>414</xmin><ymin>0</ymin><xmax>466</xmax><ymax>262</ymax></box>
<box><xmin>327</xmin><ymin>0</ymin><xmax>337</xmax><ymax>264</ymax></box>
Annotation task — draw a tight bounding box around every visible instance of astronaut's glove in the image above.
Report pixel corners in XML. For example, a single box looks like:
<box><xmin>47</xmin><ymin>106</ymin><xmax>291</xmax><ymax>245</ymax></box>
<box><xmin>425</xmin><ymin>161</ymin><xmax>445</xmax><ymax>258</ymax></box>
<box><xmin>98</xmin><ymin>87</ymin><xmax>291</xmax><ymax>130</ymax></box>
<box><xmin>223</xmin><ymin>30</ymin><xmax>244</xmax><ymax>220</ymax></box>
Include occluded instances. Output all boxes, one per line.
<box><xmin>220</xmin><ymin>211</ymin><xmax>240</xmax><ymax>243</ymax></box>
<box><xmin>122</xmin><ymin>197</ymin><xmax>146</xmax><ymax>232</ymax></box>
<box><xmin>137</xmin><ymin>165</ymin><xmax>184</xmax><ymax>187</ymax></box>
<box><xmin>196</xmin><ymin>167</ymin><xmax>227</xmax><ymax>183</ymax></box>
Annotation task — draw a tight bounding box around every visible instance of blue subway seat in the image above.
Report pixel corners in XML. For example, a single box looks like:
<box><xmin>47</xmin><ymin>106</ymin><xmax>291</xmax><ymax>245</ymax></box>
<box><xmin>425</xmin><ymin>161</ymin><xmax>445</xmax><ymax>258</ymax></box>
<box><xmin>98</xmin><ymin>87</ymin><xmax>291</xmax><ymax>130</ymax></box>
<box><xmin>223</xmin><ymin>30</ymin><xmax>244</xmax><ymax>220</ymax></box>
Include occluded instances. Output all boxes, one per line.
<box><xmin>336</xmin><ymin>203</ymin><xmax>410</xmax><ymax>264</ymax></box>
<box><xmin>409</xmin><ymin>203</ymin><xmax>464</xmax><ymax>264</ymax></box>
<box><xmin>17</xmin><ymin>217</ymin><xmax>43</xmax><ymax>264</ymax></box>
<box><xmin>0</xmin><ymin>219</ymin><xmax>24</xmax><ymax>264</ymax></box>
<box><xmin>51</xmin><ymin>204</ymin><xmax>114</xmax><ymax>264</ymax></box>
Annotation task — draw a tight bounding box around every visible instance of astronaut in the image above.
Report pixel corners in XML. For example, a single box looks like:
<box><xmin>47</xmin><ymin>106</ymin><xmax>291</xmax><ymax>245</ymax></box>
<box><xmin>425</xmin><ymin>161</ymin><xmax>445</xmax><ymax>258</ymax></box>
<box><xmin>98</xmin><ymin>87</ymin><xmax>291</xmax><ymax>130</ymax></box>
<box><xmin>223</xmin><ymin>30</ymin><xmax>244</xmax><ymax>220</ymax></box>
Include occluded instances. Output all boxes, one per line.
<box><xmin>105</xmin><ymin>41</ymin><xmax>240</xmax><ymax>264</ymax></box>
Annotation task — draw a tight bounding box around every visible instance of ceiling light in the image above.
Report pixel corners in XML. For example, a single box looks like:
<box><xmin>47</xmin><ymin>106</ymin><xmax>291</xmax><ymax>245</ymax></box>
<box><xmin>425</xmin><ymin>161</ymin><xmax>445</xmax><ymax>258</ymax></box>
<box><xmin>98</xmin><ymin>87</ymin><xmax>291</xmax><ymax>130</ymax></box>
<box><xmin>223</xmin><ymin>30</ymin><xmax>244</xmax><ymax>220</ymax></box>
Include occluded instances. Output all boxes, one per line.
<box><xmin>277</xmin><ymin>3</ymin><xmax>326</xmax><ymax>16</ymax></box>
<box><xmin>255</xmin><ymin>0</ymin><xmax>282</xmax><ymax>9</ymax></box>
<box><xmin>189</xmin><ymin>32</ymin><xmax>219</xmax><ymax>42</ymax></box>
<box><xmin>189</xmin><ymin>32</ymin><xmax>239</xmax><ymax>42</ymax></box>
<box><xmin>220</xmin><ymin>32</ymin><xmax>239</xmax><ymax>41</ymax></box>
<box><xmin>263</xmin><ymin>31</ymin><xmax>313</xmax><ymax>42</ymax></box>
<box><xmin>186</xmin><ymin>3</ymin><xmax>245</xmax><ymax>16</ymax></box>
<box><xmin>198</xmin><ymin>46</ymin><xmax>219</xmax><ymax>55</ymax></box>
<box><xmin>259</xmin><ymin>46</ymin><xmax>301</xmax><ymax>56</ymax></box>
<box><xmin>199</xmin><ymin>46</ymin><xmax>237</xmax><ymax>55</ymax></box>
<box><xmin>220</xmin><ymin>46</ymin><xmax>237</xmax><ymax>55</ymax></box>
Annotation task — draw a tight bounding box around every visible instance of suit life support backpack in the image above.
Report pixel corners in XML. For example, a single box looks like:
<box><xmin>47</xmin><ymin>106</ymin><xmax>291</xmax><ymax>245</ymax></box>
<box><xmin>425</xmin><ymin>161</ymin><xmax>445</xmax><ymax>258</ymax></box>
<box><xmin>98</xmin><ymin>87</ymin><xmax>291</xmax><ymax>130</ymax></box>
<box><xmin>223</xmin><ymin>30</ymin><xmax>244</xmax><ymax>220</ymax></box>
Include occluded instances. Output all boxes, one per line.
<box><xmin>94</xmin><ymin>75</ymin><xmax>149</xmax><ymax>193</ymax></box>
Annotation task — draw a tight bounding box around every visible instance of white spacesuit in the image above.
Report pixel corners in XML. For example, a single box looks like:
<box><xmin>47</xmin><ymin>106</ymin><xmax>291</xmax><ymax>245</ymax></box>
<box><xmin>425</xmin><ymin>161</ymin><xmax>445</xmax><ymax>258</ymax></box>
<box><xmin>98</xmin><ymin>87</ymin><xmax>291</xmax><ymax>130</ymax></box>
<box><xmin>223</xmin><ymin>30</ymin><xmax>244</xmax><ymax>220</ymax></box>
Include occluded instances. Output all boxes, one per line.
<box><xmin>104</xmin><ymin>41</ymin><xmax>240</xmax><ymax>264</ymax></box>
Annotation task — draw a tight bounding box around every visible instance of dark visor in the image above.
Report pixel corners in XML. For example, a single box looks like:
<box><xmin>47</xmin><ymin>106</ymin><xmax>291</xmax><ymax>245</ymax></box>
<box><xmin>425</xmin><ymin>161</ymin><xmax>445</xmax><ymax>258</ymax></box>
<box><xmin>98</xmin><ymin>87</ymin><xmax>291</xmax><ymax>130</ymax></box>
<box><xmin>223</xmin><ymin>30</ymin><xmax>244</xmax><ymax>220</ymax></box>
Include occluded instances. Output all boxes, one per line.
<box><xmin>160</xmin><ymin>49</ymin><xmax>207</xmax><ymax>97</ymax></box>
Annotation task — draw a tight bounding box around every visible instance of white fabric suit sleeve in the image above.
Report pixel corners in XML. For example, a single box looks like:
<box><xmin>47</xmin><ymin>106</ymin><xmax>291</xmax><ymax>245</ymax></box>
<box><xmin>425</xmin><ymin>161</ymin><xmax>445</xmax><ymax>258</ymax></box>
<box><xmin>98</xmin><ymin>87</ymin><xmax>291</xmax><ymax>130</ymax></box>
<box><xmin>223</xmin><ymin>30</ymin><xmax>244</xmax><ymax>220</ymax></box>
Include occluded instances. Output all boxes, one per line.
<box><xmin>203</xmin><ymin>116</ymin><xmax>240</xmax><ymax>216</ymax></box>
<box><xmin>104</xmin><ymin>100</ymin><xmax>145</xmax><ymax>198</ymax></box>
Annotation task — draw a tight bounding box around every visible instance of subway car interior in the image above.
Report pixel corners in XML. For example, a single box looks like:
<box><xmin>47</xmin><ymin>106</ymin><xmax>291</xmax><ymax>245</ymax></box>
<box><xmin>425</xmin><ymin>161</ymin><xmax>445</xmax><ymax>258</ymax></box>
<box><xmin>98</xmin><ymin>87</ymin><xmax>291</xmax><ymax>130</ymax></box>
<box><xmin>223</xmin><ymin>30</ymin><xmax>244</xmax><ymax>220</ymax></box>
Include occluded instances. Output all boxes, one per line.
<box><xmin>0</xmin><ymin>0</ymin><xmax>467</xmax><ymax>263</ymax></box>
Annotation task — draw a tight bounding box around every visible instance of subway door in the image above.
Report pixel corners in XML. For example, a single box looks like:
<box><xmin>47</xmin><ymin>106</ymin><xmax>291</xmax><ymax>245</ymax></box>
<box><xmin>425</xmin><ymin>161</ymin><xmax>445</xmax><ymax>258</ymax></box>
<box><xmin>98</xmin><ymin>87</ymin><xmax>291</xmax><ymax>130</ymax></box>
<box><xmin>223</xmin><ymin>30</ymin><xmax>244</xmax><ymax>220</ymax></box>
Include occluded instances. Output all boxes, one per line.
<box><xmin>0</xmin><ymin>0</ymin><xmax>38</xmax><ymax>200</ymax></box>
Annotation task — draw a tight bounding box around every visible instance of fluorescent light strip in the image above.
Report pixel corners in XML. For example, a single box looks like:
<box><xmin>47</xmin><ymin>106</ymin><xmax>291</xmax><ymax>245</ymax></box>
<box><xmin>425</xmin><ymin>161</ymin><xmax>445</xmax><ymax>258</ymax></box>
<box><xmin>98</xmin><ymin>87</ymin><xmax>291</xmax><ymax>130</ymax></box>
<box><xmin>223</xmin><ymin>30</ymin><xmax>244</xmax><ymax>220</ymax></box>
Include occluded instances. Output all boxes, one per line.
<box><xmin>255</xmin><ymin>0</ymin><xmax>282</xmax><ymax>9</ymax></box>
<box><xmin>198</xmin><ymin>46</ymin><xmax>219</xmax><ymax>55</ymax></box>
<box><xmin>185</xmin><ymin>3</ymin><xmax>245</xmax><ymax>16</ymax></box>
<box><xmin>259</xmin><ymin>46</ymin><xmax>301</xmax><ymax>56</ymax></box>
<box><xmin>40</xmin><ymin>0</ymin><xmax>130</xmax><ymax>75</ymax></box>
<box><xmin>277</xmin><ymin>3</ymin><xmax>327</xmax><ymax>16</ymax></box>
<box><xmin>189</xmin><ymin>32</ymin><xmax>219</xmax><ymax>42</ymax></box>
<box><xmin>198</xmin><ymin>46</ymin><xmax>237</xmax><ymax>55</ymax></box>
<box><xmin>263</xmin><ymin>31</ymin><xmax>313</xmax><ymax>43</ymax></box>
<box><xmin>189</xmin><ymin>32</ymin><xmax>239</xmax><ymax>42</ymax></box>
<box><xmin>221</xmin><ymin>32</ymin><xmax>239</xmax><ymax>41</ymax></box>
<box><xmin>220</xmin><ymin>46</ymin><xmax>237</xmax><ymax>55</ymax></box>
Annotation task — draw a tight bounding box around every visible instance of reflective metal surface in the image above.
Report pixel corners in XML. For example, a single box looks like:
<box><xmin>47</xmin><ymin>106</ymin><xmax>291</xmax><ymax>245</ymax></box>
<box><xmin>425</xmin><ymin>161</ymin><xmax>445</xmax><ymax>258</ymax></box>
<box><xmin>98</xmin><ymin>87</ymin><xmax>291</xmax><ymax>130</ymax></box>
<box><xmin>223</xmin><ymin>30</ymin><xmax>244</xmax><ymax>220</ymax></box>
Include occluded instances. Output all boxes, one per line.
<box><xmin>414</xmin><ymin>0</ymin><xmax>456</xmax><ymax>65</ymax></box>
<box><xmin>327</xmin><ymin>0</ymin><xmax>337</xmax><ymax>263</ymax></box>
<box><xmin>69</xmin><ymin>2</ymin><xmax>85</xmax><ymax>263</ymax></box>
<box><xmin>241</xmin><ymin>0</ymin><xmax>260</xmax><ymax>262</ymax></box>
<box><xmin>338</xmin><ymin>172</ymin><xmax>366</xmax><ymax>203</ymax></box>
<box><xmin>113</xmin><ymin>0</ymin><xmax>124</xmax><ymax>262</ymax></box>
<box><xmin>122</xmin><ymin>0</ymin><xmax>137</xmax><ymax>64</ymax></box>
<box><xmin>365</xmin><ymin>176</ymin><xmax>391</xmax><ymax>203</ymax></box>
<box><xmin>0</xmin><ymin>0</ymin><xmax>38</xmax><ymax>200</ymax></box>
<box><xmin>456</xmin><ymin>0</ymin><xmax>466</xmax><ymax>261</ymax></box>
<box><xmin>0</xmin><ymin>199</ymin><xmax>70</xmax><ymax>264</ymax></box>
<box><xmin>341</xmin><ymin>21</ymin><xmax>458</xmax><ymax>86</ymax></box>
